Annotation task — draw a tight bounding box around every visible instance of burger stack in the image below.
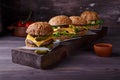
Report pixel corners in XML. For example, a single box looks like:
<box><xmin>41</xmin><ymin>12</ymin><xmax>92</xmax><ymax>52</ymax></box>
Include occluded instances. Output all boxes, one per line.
<box><xmin>49</xmin><ymin>15</ymin><xmax>75</xmax><ymax>41</ymax></box>
<box><xmin>25</xmin><ymin>10</ymin><xmax>103</xmax><ymax>49</ymax></box>
<box><xmin>80</xmin><ymin>11</ymin><xmax>103</xmax><ymax>30</ymax></box>
<box><xmin>25</xmin><ymin>22</ymin><xmax>54</xmax><ymax>48</ymax></box>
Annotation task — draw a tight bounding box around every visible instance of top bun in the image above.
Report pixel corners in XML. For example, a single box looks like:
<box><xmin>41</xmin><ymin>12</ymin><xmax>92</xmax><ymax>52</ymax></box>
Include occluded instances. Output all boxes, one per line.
<box><xmin>26</xmin><ymin>22</ymin><xmax>53</xmax><ymax>36</ymax></box>
<box><xmin>69</xmin><ymin>16</ymin><xmax>86</xmax><ymax>25</ymax></box>
<box><xmin>49</xmin><ymin>15</ymin><xmax>72</xmax><ymax>26</ymax></box>
<box><xmin>80</xmin><ymin>11</ymin><xmax>99</xmax><ymax>24</ymax></box>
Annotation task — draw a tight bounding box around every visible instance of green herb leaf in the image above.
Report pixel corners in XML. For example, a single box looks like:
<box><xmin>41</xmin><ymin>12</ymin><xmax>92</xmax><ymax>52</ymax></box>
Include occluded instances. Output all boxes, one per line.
<box><xmin>75</xmin><ymin>28</ymin><xmax>80</xmax><ymax>33</ymax></box>
<box><xmin>52</xmin><ymin>26</ymin><xmax>59</xmax><ymax>29</ymax></box>
<box><xmin>35</xmin><ymin>36</ymin><xmax>48</xmax><ymax>41</ymax></box>
<box><xmin>96</xmin><ymin>20</ymin><xmax>103</xmax><ymax>25</ymax></box>
<box><xmin>34</xmin><ymin>50</ymin><xmax>49</xmax><ymax>55</ymax></box>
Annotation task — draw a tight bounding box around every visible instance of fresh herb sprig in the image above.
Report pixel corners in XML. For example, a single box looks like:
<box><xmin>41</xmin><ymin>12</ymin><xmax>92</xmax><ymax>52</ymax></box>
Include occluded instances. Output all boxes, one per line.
<box><xmin>87</xmin><ymin>20</ymin><xmax>103</xmax><ymax>26</ymax></box>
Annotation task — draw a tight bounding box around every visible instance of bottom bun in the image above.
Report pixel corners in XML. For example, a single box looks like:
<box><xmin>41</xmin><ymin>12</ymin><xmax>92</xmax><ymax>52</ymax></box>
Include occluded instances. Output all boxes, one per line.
<box><xmin>25</xmin><ymin>39</ymin><xmax>37</xmax><ymax>47</ymax></box>
<box><xmin>54</xmin><ymin>36</ymin><xmax>71</xmax><ymax>41</ymax></box>
<box><xmin>88</xmin><ymin>25</ymin><xmax>100</xmax><ymax>30</ymax></box>
<box><xmin>25</xmin><ymin>39</ymin><xmax>54</xmax><ymax>48</ymax></box>
<box><xmin>77</xmin><ymin>30</ymin><xmax>88</xmax><ymax>36</ymax></box>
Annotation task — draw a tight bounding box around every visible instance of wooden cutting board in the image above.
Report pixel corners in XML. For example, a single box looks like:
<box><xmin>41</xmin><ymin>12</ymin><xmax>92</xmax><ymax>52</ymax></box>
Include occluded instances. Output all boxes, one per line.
<box><xmin>11</xmin><ymin>27</ymin><xmax>108</xmax><ymax>69</ymax></box>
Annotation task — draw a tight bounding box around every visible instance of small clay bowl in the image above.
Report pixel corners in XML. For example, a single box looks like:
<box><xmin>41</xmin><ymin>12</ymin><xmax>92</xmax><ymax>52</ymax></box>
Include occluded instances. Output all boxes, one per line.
<box><xmin>93</xmin><ymin>43</ymin><xmax>112</xmax><ymax>57</ymax></box>
<box><xmin>14</xmin><ymin>27</ymin><xmax>27</xmax><ymax>37</ymax></box>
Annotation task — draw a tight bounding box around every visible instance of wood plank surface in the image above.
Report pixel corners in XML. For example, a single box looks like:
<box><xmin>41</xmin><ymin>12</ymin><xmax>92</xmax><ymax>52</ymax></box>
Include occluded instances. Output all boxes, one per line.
<box><xmin>0</xmin><ymin>27</ymin><xmax>120</xmax><ymax>80</ymax></box>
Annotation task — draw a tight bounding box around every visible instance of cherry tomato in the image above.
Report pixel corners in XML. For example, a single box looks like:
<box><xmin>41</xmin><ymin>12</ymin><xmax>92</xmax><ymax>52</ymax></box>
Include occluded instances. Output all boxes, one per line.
<box><xmin>24</xmin><ymin>21</ymin><xmax>33</xmax><ymax>27</ymax></box>
<box><xmin>17</xmin><ymin>21</ymin><xmax>25</xmax><ymax>27</ymax></box>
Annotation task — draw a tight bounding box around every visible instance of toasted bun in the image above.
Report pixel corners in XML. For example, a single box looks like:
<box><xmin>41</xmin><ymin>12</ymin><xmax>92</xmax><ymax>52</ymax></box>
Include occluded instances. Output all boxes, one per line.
<box><xmin>25</xmin><ymin>38</ymin><xmax>53</xmax><ymax>47</ymax></box>
<box><xmin>77</xmin><ymin>29</ymin><xmax>88</xmax><ymax>36</ymax></box>
<box><xmin>25</xmin><ymin>39</ymin><xmax>37</xmax><ymax>47</ymax></box>
<box><xmin>53</xmin><ymin>36</ymin><xmax>71</xmax><ymax>41</ymax></box>
<box><xmin>88</xmin><ymin>25</ymin><xmax>100</xmax><ymax>30</ymax></box>
<box><xmin>25</xmin><ymin>39</ymin><xmax>53</xmax><ymax>47</ymax></box>
<box><xmin>80</xmin><ymin>11</ymin><xmax>99</xmax><ymax>24</ymax></box>
<box><xmin>69</xmin><ymin>16</ymin><xmax>86</xmax><ymax>25</ymax></box>
<box><xmin>26</xmin><ymin>22</ymin><xmax>53</xmax><ymax>36</ymax></box>
<box><xmin>49</xmin><ymin>15</ymin><xmax>72</xmax><ymax>26</ymax></box>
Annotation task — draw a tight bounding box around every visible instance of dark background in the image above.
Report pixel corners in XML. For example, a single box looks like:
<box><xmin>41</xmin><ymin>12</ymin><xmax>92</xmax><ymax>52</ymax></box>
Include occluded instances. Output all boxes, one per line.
<box><xmin>0</xmin><ymin>0</ymin><xmax>120</xmax><ymax>33</ymax></box>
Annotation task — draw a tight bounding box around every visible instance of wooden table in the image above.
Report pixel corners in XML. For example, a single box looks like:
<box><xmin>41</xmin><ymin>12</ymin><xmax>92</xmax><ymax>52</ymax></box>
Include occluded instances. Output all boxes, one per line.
<box><xmin>0</xmin><ymin>27</ymin><xmax>120</xmax><ymax>80</ymax></box>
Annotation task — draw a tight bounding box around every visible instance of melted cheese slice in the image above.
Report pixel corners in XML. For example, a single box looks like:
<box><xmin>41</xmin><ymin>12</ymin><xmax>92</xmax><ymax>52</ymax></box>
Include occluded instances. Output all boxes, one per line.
<box><xmin>60</xmin><ymin>28</ymin><xmax>75</xmax><ymax>34</ymax></box>
<box><xmin>26</xmin><ymin>34</ymin><xmax>53</xmax><ymax>47</ymax></box>
<box><xmin>53</xmin><ymin>27</ymin><xmax>60</xmax><ymax>31</ymax></box>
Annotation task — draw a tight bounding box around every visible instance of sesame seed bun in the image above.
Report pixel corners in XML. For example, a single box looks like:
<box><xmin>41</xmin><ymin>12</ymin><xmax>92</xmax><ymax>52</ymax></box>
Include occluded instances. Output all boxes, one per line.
<box><xmin>80</xmin><ymin>11</ymin><xmax>99</xmax><ymax>24</ymax></box>
<box><xmin>49</xmin><ymin>15</ymin><xmax>72</xmax><ymax>26</ymax></box>
<box><xmin>26</xmin><ymin>22</ymin><xmax>53</xmax><ymax>36</ymax></box>
<box><xmin>69</xmin><ymin>16</ymin><xmax>86</xmax><ymax>25</ymax></box>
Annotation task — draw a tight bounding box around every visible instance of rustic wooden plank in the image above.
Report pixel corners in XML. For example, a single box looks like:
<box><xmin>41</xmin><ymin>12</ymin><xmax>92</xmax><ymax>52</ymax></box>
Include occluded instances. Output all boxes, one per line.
<box><xmin>12</xmin><ymin>49</ymin><xmax>42</xmax><ymax>69</ymax></box>
<box><xmin>81</xmin><ymin>27</ymin><xmax>108</xmax><ymax>50</ymax></box>
<box><xmin>11</xmin><ymin>27</ymin><xmax>108</xmax><ymax>69</ymax></box>
<box><xmin>0</xmin><ymin>27</ymin><xmax>120</xmax><ymax>80</ymax></box>
<box><xmin>12</xmin><ymin>45</ymin><xmax>70</xmax><ymax>69</ymax></box>
<box><xmin>60</xmin><ymin>37</ymin><xmax>85</xmax><ymax>55</ymax></box>
<box><xmin>0</xmin><ymin>69</ymin><xmax>120</xmax><ymax>80</ymax></box>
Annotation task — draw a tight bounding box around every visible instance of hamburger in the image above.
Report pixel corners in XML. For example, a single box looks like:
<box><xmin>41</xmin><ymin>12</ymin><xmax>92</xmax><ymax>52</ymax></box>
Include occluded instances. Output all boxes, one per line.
<box><xmin>49</xmin><ymin>15</ymin><xmax>72</xmax><ymax>31</ymax></box>
<box><xmin>69</xmin><ymin>16</ymin><xmax>88</xmax><ymax>36</ymax></box>
<box><xmin>25</xmin><ymin>22</ymin><xmax>54</xmax><ymax>48</ymax></box>
<box><xmin>80</xmin><ymin>11</ymin><xmax>103</xmax><ymax>30</ymax></box>
<box><xmin>49</xmin><ymin>15</ymin><xmax>77</xmax><ymax>41</ymax></box>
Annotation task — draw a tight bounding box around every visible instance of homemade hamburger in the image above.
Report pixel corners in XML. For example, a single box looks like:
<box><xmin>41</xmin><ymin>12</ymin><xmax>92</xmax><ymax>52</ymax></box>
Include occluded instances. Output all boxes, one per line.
<box><xmin>25</xmin><ymin>22</ymin><xmax>54</xmax><ymax>48</ymax></box>
<box><xmin>49</xmin><ymin>15</ymin><xmax>72</xmax><ymax>31</ymax></box>
<box><xmin>69</xmin><ymin>16</ymin><xmax>88</xmax><ymax>36</ymax></box>
<box><xmin>80</xmin><ymin>11</ymin><xmax>103</xmax><ymax>30</ymax></box>
<box><xmin>49</xmin><ymin>15</ymin><xmax>77</xmax><ymax>41</ymax></box>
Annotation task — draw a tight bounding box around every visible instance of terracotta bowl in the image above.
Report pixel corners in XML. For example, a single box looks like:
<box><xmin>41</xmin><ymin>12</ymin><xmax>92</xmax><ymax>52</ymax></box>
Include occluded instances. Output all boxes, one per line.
<box><xmin>14</xmin><ymin>27</ymin><xmax>27</xmax><ymax>37</ymax></box>
<box><xmin>93</xmin><ymin>43</ymin><xmax>112</xmax><ymax>57</ymax></box>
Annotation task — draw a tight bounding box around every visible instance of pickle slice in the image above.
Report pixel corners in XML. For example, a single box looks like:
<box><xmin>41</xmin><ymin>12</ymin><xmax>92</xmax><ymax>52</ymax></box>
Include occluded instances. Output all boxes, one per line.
<box><xmin>35</xmin><ymin>36</ymin><xmax>48</xmax><ymax>41</ymax></box>
<box><xmin>34</xmin><ymin>50</ymin><xmax>49</xmax><ymax>55</ymax></box>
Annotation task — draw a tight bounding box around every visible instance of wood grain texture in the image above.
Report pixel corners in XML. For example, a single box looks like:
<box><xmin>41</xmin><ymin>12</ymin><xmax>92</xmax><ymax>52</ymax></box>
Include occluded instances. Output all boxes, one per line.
<box><xmin>0</xmin><ymin>27</ymin><xmax>120</xmax><ymax>80</ymax></box>
<box><xmin>11</xmin><ymin>27</ymin><xmax>106</xmax><ymax>69</ymax></box>
<box><xmin>12</xmin><ymin>45</ymin><xmax>70</xmax><ymax>69</ymax></box>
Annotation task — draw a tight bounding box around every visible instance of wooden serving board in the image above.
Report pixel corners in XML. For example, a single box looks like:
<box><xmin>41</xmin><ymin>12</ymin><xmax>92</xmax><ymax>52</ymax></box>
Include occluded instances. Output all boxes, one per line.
<box><xmin>11</xmin><ymin>27</ymin><xmax>108</xmax><ymax>69</ymax></box>
<box><xmin>82</xmin><ymin>27</ymin><xmax>108</xmax><ymax>50</ymax></box>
